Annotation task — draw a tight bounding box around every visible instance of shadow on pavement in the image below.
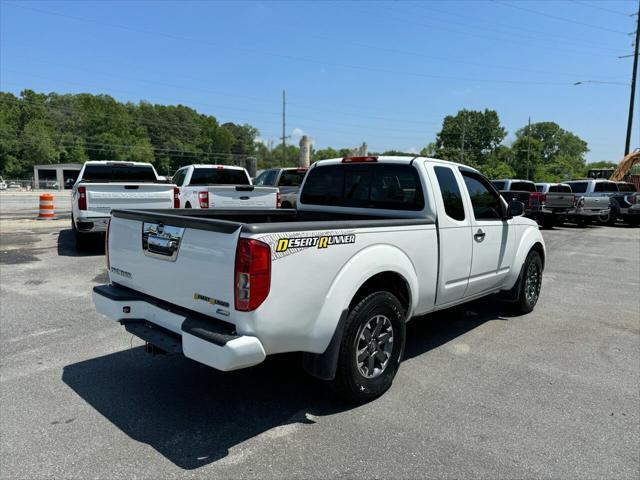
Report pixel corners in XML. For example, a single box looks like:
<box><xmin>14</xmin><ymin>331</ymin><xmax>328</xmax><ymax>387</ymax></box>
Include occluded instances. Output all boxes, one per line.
<box><xmin>404</xmin><ymin>296</ymin><xmax>511</xmax><ymax>360</ymax></box>
<box><xmin>57</xmin><ymin>228</ymin><xmax>105</xmax><ymax>257</ymax></box>
<box><xmin>62</xmin><ymin>296</ymin><xmax>512</xmax><ymax>470</ymax></box>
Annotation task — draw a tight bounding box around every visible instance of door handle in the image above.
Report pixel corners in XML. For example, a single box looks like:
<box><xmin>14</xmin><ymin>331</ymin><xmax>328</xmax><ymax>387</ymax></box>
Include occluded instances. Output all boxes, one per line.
<box><xmin>474</xmin><ymin>229</ymin><xmax>486</xmax><ymax>242</ymax></box>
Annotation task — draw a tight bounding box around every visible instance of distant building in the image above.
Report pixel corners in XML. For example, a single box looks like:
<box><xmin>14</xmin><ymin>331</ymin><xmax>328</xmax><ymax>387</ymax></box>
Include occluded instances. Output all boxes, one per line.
<box><xmin>33</xmin><ymin>163</ymin><xmax>83</xmax><ymax>190</ymax></box>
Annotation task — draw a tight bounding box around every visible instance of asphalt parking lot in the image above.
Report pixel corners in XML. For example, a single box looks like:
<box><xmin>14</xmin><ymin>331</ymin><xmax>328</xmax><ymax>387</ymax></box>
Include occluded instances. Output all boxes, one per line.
<box><xmin>1</xmin><ymin>198</ymin><xmax>639</xmax><ymax>479</ymax></box>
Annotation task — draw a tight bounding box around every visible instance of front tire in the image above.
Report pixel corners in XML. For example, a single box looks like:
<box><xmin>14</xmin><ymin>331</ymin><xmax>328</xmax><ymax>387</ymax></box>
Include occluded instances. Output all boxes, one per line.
<box><xmin>331</xmin><ymin>292</ymin><xmax>406</xmax><ymax>403</ymax></box>
<box><xmin>514</xmin><ymin>250</ymin><xmax>543</xmax><ymax>314</ymax></box>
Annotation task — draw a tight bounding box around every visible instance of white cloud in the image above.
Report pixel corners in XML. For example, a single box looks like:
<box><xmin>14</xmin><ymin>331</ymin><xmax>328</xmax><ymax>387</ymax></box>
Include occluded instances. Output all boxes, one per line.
<box><xmin>291</xmin><ymin>127</ymin><xmax>306</xmax><ymax>139</ymax></box>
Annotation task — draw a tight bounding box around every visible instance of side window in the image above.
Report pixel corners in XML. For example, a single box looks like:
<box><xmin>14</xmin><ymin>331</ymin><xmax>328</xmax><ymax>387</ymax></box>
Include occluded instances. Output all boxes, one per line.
<box><xmin>594</xmin><ymin>182</ymin><xmax>618</xmax><ymax>193</ymax></box>
<box><xmin>434</xmin><ymin>166</ymin><xmax>465</xmax><ymax>221</ymax></box>
<box><xmin>263</xmin><ymin>170</ymin><xmax>278</xmax><ymax>186</ymax></box>
<box><xmin>172</xmin><ymin>169</ymin><xmax>186</xmax><ymax>186</ymax></box>
<box><xmin>536</xmin><ymin>185</ymin><xmax>544</xmax><ymax>192</ymax></box>
<box><xmin>254</xmin><ymin>171</ymin><xmax>268</xmax><ymax>186</ymax></box>
<box><xmin>462</xmin><ymin>172</ymin><xmax>503</xmax><ymax>220</ymax></box>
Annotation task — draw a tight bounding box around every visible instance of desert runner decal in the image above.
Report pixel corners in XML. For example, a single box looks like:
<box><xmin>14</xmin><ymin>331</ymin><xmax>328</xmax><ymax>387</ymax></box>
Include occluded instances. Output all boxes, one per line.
<box><xmin>258</xmin><ymin>231</ymin><xmax>356</xmax><ymax>261</ymax></box>
<box><xmin>276</xmin><ymin>234</ymin><xmax>356</xmax><ymax>252</ymax></box>
<box><xmin>193</xmin><ymin>293</ymin><xmax>230</xmax><ymax>308</ymax></box>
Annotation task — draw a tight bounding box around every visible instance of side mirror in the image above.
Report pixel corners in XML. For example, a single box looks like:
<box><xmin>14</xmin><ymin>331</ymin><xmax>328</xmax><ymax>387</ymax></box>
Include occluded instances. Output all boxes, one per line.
<box><xmin>508</xmin><ymin>200</ymin><xmax>525</xmax><ymax>217</ymax></box>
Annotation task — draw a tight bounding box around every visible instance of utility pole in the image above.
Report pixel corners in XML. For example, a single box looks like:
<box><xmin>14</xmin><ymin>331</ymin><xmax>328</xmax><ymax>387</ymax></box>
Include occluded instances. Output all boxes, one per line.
<box><xmin>280</xmin><ymin>90</ymin><xmax>290</xmax><ymax>163</ymax></box>
<box><xmin>624</xmin><ymin>1</ymin><xmax>640</xmax><ymax>155</ymax></box>
<box><xmin>526</xmin><ymin>116</ymin><xmax>532</xmax><ymax>181</ymax></box>
<box><xmin>460</xmin><ymin>116</ymin><xmax>466</xmax><ymax>162</ymax></box>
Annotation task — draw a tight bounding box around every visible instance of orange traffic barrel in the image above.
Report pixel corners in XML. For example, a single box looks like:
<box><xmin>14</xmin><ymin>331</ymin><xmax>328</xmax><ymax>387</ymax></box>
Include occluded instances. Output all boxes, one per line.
<box><xmin>38</xmin><ymin>193</ymin><xmax>55</xmax><ymax>219</ymax></box>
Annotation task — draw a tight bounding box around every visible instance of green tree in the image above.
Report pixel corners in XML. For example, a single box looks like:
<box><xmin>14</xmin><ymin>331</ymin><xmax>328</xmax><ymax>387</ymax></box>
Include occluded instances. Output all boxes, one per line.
<box><xmin>435</xmin><ymin>109</ymin><xmax>507</xmax><ymax>168</ymax></box>
<box><xmin>511</xmin><ymin>121</ymin><xmax>588</xmax><ymax>181</ymax></box>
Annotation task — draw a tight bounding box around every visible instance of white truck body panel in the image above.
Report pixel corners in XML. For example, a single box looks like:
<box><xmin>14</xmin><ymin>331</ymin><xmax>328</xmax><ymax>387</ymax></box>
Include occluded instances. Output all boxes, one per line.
<box><xmin>71</xmin><ymin>161</ymin><xmax>174</xmax><ymax>232</ymax></box>
<box><xmin>173</xmin><ymin>165</ymin><xmax>279</xmax><ymax>209</ymax></box>
<box><xmin>95</xmin><ymin>156</ymin><xmax>545</xmax><ymax>373</ymax></box>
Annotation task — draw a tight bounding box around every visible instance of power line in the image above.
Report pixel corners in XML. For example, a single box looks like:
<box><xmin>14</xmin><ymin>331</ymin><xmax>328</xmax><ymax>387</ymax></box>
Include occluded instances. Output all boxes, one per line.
<box><xmin>351</xmin><ymin>2</ymin><xmax>623</xmax><ymax>58</ymax></box>
<box><xmin>1</xmin><ymin>1</ymin><xmax>603</xmax><ymax>84</ymax></box>
<box><xmin>1</xmin><ymin>92</ymin><xmax>432</xmax><ymax>143</ymax></box>
<box><xmin>492</xmin><ymin>0</ymin><xmax>630</xmax><ymax>35</ymax></box>
<box><xmin>381</xmin><ymin>1</ymin><xmax>623</xmax><ymax>52</ymax></box>
<box><xmin>570</xmin><ymin>0</ymin><xmax>635</xmax><ymax>17</ymax></box>
<box><xmin>1</xmin><ymin>66</ymin><xmax>444</xmax><ymax>133</ymax></box>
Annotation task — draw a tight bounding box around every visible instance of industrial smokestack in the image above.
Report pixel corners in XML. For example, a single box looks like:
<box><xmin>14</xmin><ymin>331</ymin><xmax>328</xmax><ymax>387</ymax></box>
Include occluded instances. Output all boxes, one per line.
<box><xmin>299</xmin><ymin>135</ymin><xmax>311</xmax><ymax>167</ymax></box>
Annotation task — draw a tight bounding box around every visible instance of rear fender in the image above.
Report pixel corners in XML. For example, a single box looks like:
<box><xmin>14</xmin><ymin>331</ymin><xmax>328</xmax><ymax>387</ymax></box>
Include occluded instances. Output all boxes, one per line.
<box><xmin>503</xmin><ymin>225</ymin><xmax>546</xmax><ymax>290</ymax></box>
<box><xmin>309</xmin><ymin>244</ymin><xmax>418</xmax><ymax>354</ymax></box>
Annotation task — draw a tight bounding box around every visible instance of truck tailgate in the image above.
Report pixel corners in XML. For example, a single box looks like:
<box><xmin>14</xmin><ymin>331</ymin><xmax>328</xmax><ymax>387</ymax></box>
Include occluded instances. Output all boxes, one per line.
<box><xmin>582</xmin><ymin>195</ymin><xmax>610</xmax><ymax>211</ymax></box>
<box><xmin>545</xmin><ymin>192</ymin><xmax>574</xmax><ymax>210</ymax></box>
<box><xmin>83</xmin><ymin>183</ymin><xmax>174</xmax><ymax>217</ymax></box>
<box><xmin>107</xmin><ymin>211</ymin><xmax>240</xmax><ymax>321</ymax></box>
<box><xmin>208</xmin><ymin>186</ymin><xmax>278</xmax><ymax>209</ymax></box>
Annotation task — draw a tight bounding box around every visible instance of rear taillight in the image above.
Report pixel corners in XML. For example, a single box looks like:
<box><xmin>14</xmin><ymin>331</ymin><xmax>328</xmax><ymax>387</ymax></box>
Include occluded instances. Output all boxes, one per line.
<box><xmin>626</xmin><ymin>194</ymin><xmax>638</xmax><ymax>205</ymax></box>
<box><xmin>529</xmin><ymin>192</ymin><xmax>546</xmax><ymax>208</ymax></box>
<box><xmin>574</xmin><ymin>197</ymin><xmax>585</xmax><ymax>208</ymax></box>
<box><xmin>173</xmin><ymin>187</ymin><xmax>180</xmax><ymax>208</ymax></box>
<box><xmin>78</xmin><ymin>186</ymin><xmax>87</xmax><ymax>210</ymax></box>
<box><xmin>105</xmin><ymin>218</ymin><xmax>111</xmax><ymax>271</ymax></box>
<box><xmin>276</xmin><ymin>190</ymin><xmax>281</xmax><ymax>208</ymax></box>
<box><xmin>234</xmin><ymin>238</ymin><xmax>271</xmax><ymax>311</ymax></box>
<box><xmin>198</xmin><ymin>191</ymin><xmax>209</xmax><ymax>208</ymax></box>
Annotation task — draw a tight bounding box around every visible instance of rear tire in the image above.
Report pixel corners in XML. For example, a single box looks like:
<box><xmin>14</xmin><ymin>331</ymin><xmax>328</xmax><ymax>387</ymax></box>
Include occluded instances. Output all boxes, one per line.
<box><xmin>185</xmin><ymin>202</ymin><xmax>192</xmax><ymax>208</ymax></box>
<box><xmin>514</xmin><ymin>250</ymin><xmax>542</xmax><ymax>314</ymax></box>
<box><xmin>330</xmin><ymin>292</ymin><xmax>406</xmax><ymax>404</ymax></box>
<box><xmin>72</xmin><ymin>217</ymin><xmax>89</xmax><ymax>251</ymax></box>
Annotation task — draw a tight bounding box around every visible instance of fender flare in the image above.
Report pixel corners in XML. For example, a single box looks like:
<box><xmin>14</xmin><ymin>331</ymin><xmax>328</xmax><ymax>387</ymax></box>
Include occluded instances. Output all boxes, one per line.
<box><xmin>503</xmin><ymin>225</ymin><xmax>546</xmax><ymax>291</ymax></box>
<box><xmin>302</xmin><ymin>244</ymin><xmax>418</xmax><ymax>380</ymax></box>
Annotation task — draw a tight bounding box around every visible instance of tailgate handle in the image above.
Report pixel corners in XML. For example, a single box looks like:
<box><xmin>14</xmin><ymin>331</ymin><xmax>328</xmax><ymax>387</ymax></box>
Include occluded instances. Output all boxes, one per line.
<box><xmin>142</xmin><ymin>222</ymin><xmax>185</xmax><ymax>262</ymax></box>
<box><xmin>235</xmin><ymin>186</ymin><xmax>255</xmax><ymax>191</ymax></box>
<box><xmin>124</xmin><ymin>185</ymin><xmax>140</xmax><ymax>190</ymax></box>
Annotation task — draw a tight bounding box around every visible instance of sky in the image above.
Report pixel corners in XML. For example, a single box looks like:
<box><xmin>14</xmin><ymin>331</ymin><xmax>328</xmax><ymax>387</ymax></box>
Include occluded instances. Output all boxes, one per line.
<box><xmin>1</xmin><ymin>0</ymin><xmax>638</xmax><ymax>162</ymax></box>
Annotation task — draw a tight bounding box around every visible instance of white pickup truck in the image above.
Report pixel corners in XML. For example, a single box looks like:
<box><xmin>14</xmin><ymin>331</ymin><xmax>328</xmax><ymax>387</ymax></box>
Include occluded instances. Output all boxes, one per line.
<box><xmin>172</xmin><ymin>164</ymin><xmax>280</xmax><ymax>209</ymax></box>
<box><xmin>72</xmin><ymin>161</ymin><xmax>177</xmax><ymax>250</ymax></box>
<box><xmin>93</xmin><ymin>156</ymin><xmax>545</xmax><ymax>402</ymax></box>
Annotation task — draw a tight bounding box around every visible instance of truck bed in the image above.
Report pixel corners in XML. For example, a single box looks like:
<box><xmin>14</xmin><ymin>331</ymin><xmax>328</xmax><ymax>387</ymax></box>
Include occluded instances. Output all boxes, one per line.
<box><xmin>111</xmin><ymin>208</ymin><xmax>434</xmax><ymax>234</ymax></box>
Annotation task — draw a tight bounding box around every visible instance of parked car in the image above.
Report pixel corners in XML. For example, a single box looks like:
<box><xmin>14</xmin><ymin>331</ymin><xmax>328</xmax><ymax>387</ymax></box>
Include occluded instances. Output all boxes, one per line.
<box><xmin>492</xmin><ymin>179</ymin><xmax>569</xmax><ymax>228</ymax></box>
<box><xmin>614</xmin><ymin>182</ymin><xmax>640</xmax><ymax>226</ymax></box>
<box><xmin>254</xmin><ymin>167</ymin><xmax>309</xmax><ymax>208</ymax></box>
<box><xmin>172</xmin><ymin>164</ymin><xmax>280</xmax><ymax>209</ymax></box>
<box><xmin>93</xmin><ymin>156</ymin><xmax>545</xmax><ymax>403</ymax></box>
<box><xmin>72</xmin><ymin>161</ymin><xmax>177</xmax><ymax>250</ymax></box>
<box><xmin>532</xmin><ymin>182</ymin><xmax>575</xmax><ymax>227</ymax></box>
<box><xmin>565</xmin><ymin>179</ymin><xmax>637</xmax><ymax>226</ymax></box>
<box><xmin>0</xmin><ymin>177</ymin><xmax>6</xmax><ymax>191</ymax></box>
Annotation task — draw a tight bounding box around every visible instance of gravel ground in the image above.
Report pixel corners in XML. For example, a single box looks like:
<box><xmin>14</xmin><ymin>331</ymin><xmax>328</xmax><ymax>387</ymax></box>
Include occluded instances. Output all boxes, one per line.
<box><xmin>0</xmin><ymin>213</ymin><xmax>638</xmax><ymax>479</ymax></box>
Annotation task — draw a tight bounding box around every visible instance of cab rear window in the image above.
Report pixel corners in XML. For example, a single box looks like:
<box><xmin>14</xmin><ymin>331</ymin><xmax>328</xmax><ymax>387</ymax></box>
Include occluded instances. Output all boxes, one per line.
<box><xmin>510</xmin><ymin>181</ymin><xmax>536</xmax><ymax>192</ymax></box>
<box><xmin>189</xmin><ymin>168</ymin><xmax>250</xmax><ymax>186</ymax></box>
<box><xmin>300</xmin><ymin>164</ymin><xmax>424</xmax><ymax>211</ymax></box>
<box><xmin>82</xmin><ymin>164</ymin><xmax>157</xmax><ymax>182</ymax></box>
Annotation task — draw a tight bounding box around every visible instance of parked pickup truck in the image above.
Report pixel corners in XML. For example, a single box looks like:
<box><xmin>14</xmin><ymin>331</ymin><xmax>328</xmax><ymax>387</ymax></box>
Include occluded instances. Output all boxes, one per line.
<box><xmin>565</xmin><ymin>180</ymin><xmax>618</xmax><ymax>226</ymax></box>
<box><xmin>613</xmin><ymin>182</ymin><xmax>640</xmax><ymax>226</ymax></box>
<box><xmin>254</xmin><ymin>167</ymin><xmax>309</xmax><ymax>208</ymax></box>
<box><xmin>492</xmin><ymin>179</ymin><xmax>570</xmax><ymax>228</ymax></box>
<box><xmin>93</xmin><ymin>156</ymin><xmax>545</xmax><ymax>402</ymax></box>
<box><xmin>172</xmin><ymin>164</ymin><xmax>280</xmax><ymax>209</ymax></box>
<box><xmin>72</xmin><ymin>161</ymin><xmax>177</xmax><ymax>250</ymax></box>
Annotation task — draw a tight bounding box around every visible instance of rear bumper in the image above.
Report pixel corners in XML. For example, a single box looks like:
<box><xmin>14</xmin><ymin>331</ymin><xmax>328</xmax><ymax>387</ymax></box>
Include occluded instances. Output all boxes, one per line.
<box><xmin>92</xmin><ymin>284</ymin><xmax>265</xmax><ymax>371</ymax></box>
<box><xmin>75</xmin><ymin>216</ymin><xmax>110</xmax><ymax>232</ymax></box>
<box><xmin>567</xmin><ymin>207</ymin><xmax>610</xmax><ymax>218</ymax></box>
